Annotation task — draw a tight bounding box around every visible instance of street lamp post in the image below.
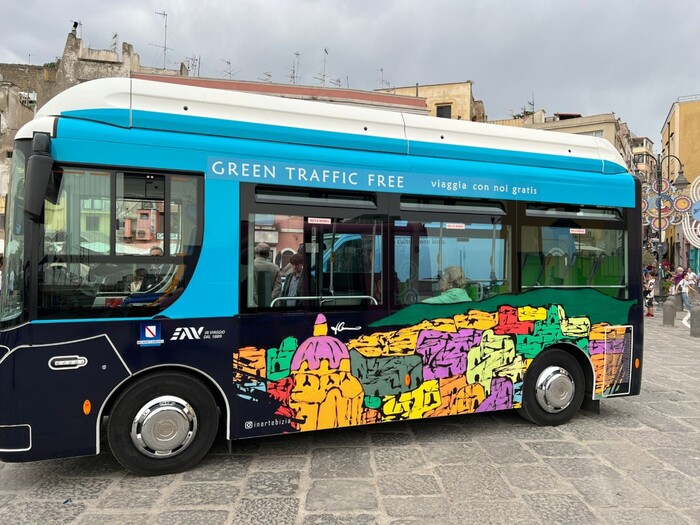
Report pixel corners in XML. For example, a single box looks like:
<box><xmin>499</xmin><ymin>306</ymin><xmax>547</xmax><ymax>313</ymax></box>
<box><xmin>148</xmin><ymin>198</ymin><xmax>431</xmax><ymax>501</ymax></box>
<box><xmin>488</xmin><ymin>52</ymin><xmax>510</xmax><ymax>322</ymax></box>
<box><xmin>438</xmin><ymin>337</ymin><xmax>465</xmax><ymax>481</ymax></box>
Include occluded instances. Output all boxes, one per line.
<box><xmin>635</xmin><ymin>153</ymin><xmax>689</xmax><ymax>295</ymax></box>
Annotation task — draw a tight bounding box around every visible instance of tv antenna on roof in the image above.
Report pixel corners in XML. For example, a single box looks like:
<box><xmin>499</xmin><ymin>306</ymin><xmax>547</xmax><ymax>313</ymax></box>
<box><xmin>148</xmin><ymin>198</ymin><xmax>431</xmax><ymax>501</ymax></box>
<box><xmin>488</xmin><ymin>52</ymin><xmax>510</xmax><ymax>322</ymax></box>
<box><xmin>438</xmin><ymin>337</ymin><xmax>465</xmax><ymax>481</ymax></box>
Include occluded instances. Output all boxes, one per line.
<box><xmin>149</xmin><ymin>11</ymin><xmax>171</xmax><ymax>69</ymax></box>
<box><xmin>288</xmin><ymin>51</ymin><xmax>300</xmax><ymax>85</ymax></box>
<box><xmin>377</xmin><ymin>68</ymin><xmax>390</xmax><ymax>89</ymax></box>
<box><xmin>313</xmin><ymin>48</ymin><xmax>329</xmax><ymax>86</ymax></box>
<box><xmin>221</xmin><ymin>59</ymin><xmax>240</xmax><ymax>79</ymax></box>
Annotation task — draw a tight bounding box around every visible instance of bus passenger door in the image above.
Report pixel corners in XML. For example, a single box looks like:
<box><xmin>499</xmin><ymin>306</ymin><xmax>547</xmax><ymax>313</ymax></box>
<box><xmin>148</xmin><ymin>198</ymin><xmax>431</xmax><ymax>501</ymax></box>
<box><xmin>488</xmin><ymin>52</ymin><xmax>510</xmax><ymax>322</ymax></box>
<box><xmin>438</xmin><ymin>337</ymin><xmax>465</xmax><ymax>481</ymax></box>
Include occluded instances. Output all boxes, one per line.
<box><xmin>307</xmin><ymin>218</ymin><xmax>385</xmax><ymax>309</ymax></box>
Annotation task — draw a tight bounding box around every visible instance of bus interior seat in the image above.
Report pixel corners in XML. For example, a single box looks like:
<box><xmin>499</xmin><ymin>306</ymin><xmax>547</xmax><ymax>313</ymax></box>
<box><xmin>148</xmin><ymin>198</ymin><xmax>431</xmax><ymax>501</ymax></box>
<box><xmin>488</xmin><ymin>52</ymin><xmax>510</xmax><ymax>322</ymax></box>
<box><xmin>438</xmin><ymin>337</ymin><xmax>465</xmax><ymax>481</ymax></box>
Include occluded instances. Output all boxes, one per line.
<box><xmin>521</xmin><ymin>253</ymin><xmax>544</xmax><ymax>287</ymax></box>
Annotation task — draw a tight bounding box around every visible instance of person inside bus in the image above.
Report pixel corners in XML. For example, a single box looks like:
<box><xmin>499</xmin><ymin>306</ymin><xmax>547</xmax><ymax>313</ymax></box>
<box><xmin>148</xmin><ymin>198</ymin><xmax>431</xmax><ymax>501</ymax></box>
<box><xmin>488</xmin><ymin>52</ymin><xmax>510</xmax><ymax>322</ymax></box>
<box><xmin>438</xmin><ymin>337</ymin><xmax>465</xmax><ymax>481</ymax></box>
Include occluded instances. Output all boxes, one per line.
<box><xmin>253</xmin><ymin>242</ymin><xmax>281</xmax><ymax>306</ymax></box>
<box><xmin>422</xmin><ymin>266</ymin><xmax>472</xmax><ymax>304</ymax></box>
<box><xmin>129</xmin><ymin>268</ymin><xmax>149</xmax><ymax>293</ymax></box>
<box><xmin>148</xmin><ymin>245</ymin><xmax>166</xmax><ymax>285</ymax></box>
<box><xmin>279</xmin><ymin>253</ymin><xmax>305</xmax><ymax>306</ymax></box>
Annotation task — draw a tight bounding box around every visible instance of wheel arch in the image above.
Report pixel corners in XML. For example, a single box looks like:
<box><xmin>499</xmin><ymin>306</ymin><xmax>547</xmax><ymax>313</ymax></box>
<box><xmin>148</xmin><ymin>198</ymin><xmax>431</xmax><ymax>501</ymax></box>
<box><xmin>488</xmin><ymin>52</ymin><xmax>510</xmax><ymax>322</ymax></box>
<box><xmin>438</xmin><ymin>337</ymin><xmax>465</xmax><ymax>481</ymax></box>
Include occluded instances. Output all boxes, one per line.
<box><xmin>532</xmin><ymin>342</ymin><xmax>595</xmax><ymax>399</ymax></box>
<box><xmin>96</xmin><ymin>364</ymin><xmax>231</xmax><ymax>454</ymax></box>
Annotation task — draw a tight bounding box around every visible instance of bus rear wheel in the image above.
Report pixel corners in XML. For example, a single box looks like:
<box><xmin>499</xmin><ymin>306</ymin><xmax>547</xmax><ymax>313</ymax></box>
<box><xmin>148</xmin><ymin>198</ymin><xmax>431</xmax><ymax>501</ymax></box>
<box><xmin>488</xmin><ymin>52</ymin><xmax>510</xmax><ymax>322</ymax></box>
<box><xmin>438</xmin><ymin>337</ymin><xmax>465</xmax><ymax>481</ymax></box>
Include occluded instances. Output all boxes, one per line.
<box><xmin>518</xmin><ymin>349</ymin><xmax>584</xmax><ymax>426</ymax></box>
<box><xmin>107</xmin><ymin>371</ymin><xmax>218</xmax><ymax>476</ymax></box>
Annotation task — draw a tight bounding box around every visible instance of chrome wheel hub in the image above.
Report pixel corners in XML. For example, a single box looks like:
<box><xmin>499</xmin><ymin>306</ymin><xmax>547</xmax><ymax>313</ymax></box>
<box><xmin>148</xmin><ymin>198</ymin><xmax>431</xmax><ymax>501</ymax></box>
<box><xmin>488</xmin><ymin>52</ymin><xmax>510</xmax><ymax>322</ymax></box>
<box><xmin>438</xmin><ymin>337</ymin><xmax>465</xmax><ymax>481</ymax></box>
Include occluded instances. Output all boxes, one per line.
<box><xmin>130</xmin><ymin>395</ymin><xmax>197</xmax><ymax>458</ymax></box>
<box><xmin>535</xmin><ymin>366</ymin><xmax>575</xmax><ymax>413</ymax></box>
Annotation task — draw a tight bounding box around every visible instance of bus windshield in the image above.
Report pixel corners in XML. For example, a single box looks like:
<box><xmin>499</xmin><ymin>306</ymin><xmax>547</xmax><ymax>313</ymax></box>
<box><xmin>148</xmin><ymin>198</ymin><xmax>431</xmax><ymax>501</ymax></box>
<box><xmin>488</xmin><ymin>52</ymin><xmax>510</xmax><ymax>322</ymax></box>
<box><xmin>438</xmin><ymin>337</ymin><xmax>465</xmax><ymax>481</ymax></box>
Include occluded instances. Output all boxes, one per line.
<box><xmin>0</xmin><ymin>146</ymin><xmax>27</xmax><ymax>324</ymax></box>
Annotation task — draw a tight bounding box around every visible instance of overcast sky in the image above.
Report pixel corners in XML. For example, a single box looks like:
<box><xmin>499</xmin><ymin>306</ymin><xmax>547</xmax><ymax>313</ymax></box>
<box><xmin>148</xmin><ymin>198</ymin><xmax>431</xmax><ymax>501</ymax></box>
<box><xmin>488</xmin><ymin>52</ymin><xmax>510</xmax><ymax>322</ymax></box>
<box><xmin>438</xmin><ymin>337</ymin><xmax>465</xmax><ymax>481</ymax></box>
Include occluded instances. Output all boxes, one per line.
<box><xmin>2</xmin><ymin>1</ymin><xmax>698</xmax><ymax>148</ymax></box>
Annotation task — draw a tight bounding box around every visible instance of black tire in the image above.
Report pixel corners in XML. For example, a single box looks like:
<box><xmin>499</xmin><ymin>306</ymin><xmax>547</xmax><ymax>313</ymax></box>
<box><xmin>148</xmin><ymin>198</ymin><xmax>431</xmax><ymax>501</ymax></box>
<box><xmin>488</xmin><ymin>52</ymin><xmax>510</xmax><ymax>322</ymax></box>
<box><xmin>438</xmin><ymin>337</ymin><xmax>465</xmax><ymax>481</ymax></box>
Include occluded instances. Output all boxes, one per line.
<box><xmin>518</xmin><ymin>349</ymin><xmax>584</xmax><ymax>426</ymax></box>
<box><xmin>107</xmin><ymin>371</ymin><xmax>219</xmax><ymax>476</ymax></box>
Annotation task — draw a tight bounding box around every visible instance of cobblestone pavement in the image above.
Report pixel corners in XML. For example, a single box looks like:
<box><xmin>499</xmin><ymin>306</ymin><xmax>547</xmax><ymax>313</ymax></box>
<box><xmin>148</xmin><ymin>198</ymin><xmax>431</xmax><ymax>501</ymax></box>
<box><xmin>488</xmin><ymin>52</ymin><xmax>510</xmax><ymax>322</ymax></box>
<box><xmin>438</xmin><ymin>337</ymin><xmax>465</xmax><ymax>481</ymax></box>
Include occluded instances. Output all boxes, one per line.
<box><xmin>0</xmin><ymin>309</ymin><xmax>698</xmax><ymax>524</ymax></box>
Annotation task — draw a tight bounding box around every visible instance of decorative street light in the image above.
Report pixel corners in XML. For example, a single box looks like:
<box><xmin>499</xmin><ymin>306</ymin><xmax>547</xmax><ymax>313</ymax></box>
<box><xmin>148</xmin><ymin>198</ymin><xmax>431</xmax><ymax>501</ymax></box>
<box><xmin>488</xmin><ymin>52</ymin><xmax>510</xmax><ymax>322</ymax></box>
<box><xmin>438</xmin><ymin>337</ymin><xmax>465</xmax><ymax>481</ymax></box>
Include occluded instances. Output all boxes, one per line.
<box><xmin>635</xmin><ymin>153</ymin><xmax>690</xmax><ymax>294</ymax></box>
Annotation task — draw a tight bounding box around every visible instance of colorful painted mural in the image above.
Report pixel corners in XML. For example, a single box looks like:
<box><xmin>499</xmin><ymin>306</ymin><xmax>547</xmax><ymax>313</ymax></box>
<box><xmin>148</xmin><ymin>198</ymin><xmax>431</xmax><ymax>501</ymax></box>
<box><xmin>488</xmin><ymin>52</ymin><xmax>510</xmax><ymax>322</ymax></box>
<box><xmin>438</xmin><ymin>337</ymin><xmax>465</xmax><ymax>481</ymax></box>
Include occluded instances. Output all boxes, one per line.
<box><xmin>233</xmin><ymin>293</ymin><xmax>633</xmax><ymax>434</ymax></box>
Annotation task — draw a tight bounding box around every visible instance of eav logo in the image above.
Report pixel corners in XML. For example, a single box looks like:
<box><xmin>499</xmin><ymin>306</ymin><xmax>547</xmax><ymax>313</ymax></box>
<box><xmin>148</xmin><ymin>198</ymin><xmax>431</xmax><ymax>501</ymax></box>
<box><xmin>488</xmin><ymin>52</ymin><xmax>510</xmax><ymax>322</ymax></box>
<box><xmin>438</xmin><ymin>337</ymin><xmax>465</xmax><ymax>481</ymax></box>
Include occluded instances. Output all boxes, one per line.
<box><xmin>171</xmin><ymin>327</ymin><xmax>204</xmax><ymax>340</ymax></box>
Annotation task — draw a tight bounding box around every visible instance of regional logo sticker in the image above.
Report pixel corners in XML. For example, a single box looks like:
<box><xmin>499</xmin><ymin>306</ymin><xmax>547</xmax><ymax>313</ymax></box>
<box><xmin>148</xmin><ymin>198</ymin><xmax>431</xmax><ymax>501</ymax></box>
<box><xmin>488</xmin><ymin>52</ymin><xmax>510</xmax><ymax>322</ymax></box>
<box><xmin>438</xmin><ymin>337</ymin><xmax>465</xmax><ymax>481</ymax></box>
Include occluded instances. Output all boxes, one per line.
<box><xmin>137</xmin><ymin>322</ymin><xmax>164</xmax><ymax>347</ymax></box>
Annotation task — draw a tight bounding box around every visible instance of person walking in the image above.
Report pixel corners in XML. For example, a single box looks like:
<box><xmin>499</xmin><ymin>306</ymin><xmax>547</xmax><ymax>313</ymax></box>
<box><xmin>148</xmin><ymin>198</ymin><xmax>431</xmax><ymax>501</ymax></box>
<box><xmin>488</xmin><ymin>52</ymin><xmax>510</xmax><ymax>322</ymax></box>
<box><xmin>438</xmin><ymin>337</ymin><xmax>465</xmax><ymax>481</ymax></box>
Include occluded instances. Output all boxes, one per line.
<box><xmin>644</xmin><ymin>269</ymin><xmax>656</xmax><ymax>317</ymax></box>
<box><xmin>687</xmin><ymin>266</ymin><xmax>698</xmax><ymax>305</ymax></box>
<box><xmin>676</xmin><ymin>271</ymin><xmax>693</xmax><ymax>312</ymax></box>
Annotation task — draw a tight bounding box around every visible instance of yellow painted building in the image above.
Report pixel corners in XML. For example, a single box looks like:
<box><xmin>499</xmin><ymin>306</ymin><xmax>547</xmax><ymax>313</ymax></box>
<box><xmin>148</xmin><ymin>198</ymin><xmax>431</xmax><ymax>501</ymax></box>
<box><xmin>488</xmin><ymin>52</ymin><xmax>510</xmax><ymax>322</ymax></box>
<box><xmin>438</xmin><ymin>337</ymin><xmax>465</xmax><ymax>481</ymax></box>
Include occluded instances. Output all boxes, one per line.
<box><xmin>661</xmin><ymin>97</ymin><xmax>700</xmax><ymax>270</ymax></box>
<box><xmin>377</xmin><ymin>81</ymin><xmax>487</xmax><ymax>122</ymax></box>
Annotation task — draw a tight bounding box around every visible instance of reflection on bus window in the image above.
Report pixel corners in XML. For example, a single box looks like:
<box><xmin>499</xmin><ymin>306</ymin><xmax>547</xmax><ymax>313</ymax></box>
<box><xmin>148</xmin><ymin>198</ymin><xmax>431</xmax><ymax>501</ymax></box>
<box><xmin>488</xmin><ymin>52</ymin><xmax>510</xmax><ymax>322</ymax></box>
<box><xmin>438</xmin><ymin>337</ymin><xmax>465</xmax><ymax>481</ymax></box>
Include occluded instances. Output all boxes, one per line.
<box><xmin>394</xmin><ymin>218</ymin><xmax>510</xmax><ymax>304</ymax></box>
<box><xmin>37</xmin><ymin>168</ymin><xmax>202</xmax><ymax>319</ymax></box>
<box><xmin>242</xmin><ymin>213</ymin><xmax>384</xmax><ymax>309</ymax></box>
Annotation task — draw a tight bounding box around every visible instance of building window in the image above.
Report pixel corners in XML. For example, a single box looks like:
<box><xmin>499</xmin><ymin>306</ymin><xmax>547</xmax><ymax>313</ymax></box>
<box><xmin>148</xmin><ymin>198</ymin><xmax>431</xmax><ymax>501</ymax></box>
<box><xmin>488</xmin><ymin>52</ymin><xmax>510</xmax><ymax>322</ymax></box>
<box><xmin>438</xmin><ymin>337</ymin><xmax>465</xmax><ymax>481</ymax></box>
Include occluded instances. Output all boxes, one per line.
<box><xmin>85</xmin><ymin>215</ymin><xmax>100</xmax><ymax>232</ymax></box>
<box><xmin>436</xmin><ymin>104</ymin><xmax>452</xmax><ymax>119</ymax></box>
<box><xmin>577</xmin><ymin>130</ymin><xmax>603</xmax><ymax>138</ymax></box>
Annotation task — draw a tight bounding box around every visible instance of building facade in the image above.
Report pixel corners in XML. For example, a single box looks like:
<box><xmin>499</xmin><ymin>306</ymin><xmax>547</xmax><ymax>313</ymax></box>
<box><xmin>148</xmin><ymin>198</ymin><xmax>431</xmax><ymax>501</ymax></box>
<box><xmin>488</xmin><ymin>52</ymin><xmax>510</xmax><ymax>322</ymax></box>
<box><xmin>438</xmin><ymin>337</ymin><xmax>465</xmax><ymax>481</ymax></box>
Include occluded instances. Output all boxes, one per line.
<box><xmin>377</xmin><ymin>81</ymin><xmax>487</xmax><ymax>122</ymax></box>
<box><xmin>662</xmin><ymin>96</ymin><xmax>700</xmax><ymax>271</ymax></box>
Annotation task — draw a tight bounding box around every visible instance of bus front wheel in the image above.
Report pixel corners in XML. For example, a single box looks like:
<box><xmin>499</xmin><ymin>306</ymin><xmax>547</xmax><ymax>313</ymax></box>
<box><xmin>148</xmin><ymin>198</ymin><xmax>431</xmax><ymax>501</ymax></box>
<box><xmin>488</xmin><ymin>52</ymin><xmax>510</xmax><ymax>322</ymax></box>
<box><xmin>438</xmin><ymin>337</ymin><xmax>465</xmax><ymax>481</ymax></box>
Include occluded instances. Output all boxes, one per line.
<box><xmin>518</xmin><ymin>349</ymin><xmax>584</xmax><ymax>426</ymax></box>
<box><xmin>107</xmin><ymin>371</ymin><xmax>219</xmax><ymax>476</ymax></box>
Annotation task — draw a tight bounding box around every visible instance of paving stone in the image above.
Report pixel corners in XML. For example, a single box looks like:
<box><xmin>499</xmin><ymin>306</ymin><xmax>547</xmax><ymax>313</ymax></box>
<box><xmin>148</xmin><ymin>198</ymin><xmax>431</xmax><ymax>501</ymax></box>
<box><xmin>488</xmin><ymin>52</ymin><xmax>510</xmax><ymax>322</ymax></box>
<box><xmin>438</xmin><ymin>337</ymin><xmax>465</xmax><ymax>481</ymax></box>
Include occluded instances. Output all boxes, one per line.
<box><xmin>597</xmin><ymin>509</ymin><xmax>689</xmax><ymax>524</ymax></box>
<box><xmin>372</xmin><ymin>447</ymin><xmax>426</xmax><ymax>472</ymax></box>
<box><xmin>377</xmin><ymin>474</ymin><xmax>441</xmax><ymax>496</ymax></box>
<box><xmin>244</xmin><ymin>470</ymin><xmax>299</xmax><ymax>496</ymax></box>
<box><xmin>554</xmin><ymin>418</ymin><xmax>628</xmax><ymax>442</ymax></box>
<box><xmin>369</xmin><ymin>432</ymin><xmax>414</xmax><ymax>447</ymax></box>
<box><xmin>306</xmin><ymin>480</ymin><xmax>377</xmax><ymax>512</ymax></box>
<box><xmin>0</xmin><ymin>493</ymin><xmax>16</xmax><ymax>507</ymax></box>
<box><xmin>522</xmin><ymin>493</ymin><xmax>598</xmax><ymax>524</ymax></box>
<box><xmin>76</xmin><ymin>512</ymin><xmax>150</xmax><ymax>524</ymax></box>
<box><xmin>525</xmin><ymin>440</ymin><xmax>594</xmax><ymax>458</ymax></box>
<box><xmin>389</xmin><ymin>519</ymin><xmax>462</xmax><ymax>525</ymax></box>
<box><xmin>409</xmin><ymin>422</ymin><xmax>471</xmax><ymax>443</ymax></box>
<box><xmin>310</xmin><ymin>447</ymin><xmax>372</xmax><ymax>478</ymax></box>
<box><xmin>569</xmin><ymin>477</ymin><xmax>663</xmax><ymax>508</ymax></box>
<box><xmin>183</xmin><ymin>455</ymin><xmax>252</xmax><ymax>482</ymax></box>
<box><xmin>619</xmin><ymin>429</ymin><xmax>700</xmax><ymax>451</ymax></box>
<box><xmin>169</xmin><ymin>482</ymin><xmax>240</xmax><ymax>505</ymax></box>
<box><xmin>0</xmin><ymin>500</ymin><xmax>88</xmax><ymax>524</ymax></box>
<box><xmin>450</xmin><ymin>497</ymin><xmax>539</xmax><ymax>524</ymax></box>
<box><xmin>115</xmin><ymin>473</ymin><xmax>178</xmax><ymax>490</ymax></box>
<box><xmin>591</xmin><ymin>442</ymin><xmax>668</xmax><ymax>472</ymax></box>
<box><xmin>232</xmin><ymin>497</ymin><xmax>299</xmax><ymax>525</ymax></box>
<box><xmin>647</xmin><ymin>447</ymin><xmax>700</xmax><ymax>476</ymax></box>
<box><xmin>382</xmin><ymin>495</ymin><xmax>451</xmax><ymax>518</ymax></box>
<box><xmin>250</xmin><ymin>454</ymin><xmax>308</xmax><ymax>471</ymax></box>
<box><xmin>303</xmin><ymin>514</ymin><xmax>379</xmax><ymax>525</ymax></box>
<box><xmin>543</xmin><ymin>457</ymin><xmax>623</xmax><ymax>480</ymax></box>
<box><xmin>419</xmin><ymin>441</ymin><xmax>490</xmax><ymax>467</ymax></box>
<box><xmin>97</xmin><ymin>488</ymin><xmax>162</xmax><ymax>509</ymax></box>
<box><xmin>149</xmin><ymin>510</ymin><xmax>229</xmax><ymax>524</ymax></box>
<box><xmin>496</xmin><ymin>464</ymin><xmax>576</xmax><ymax>494</ymax></box>
<box><xmin>60</xmin><ymin>453</ymin><xmax>126</xmax><ymax>478</ymax></box>
<box><xmin>0</xmin><ymin>466</ymin><xmax>54</xmax><ymax>491</ymax></box>
<box><xmin>633</xmin><ymin>469</ymin><xmax>700</xmax><ymax>507</ymax></box>
<box><xmin>481</xmin><ymin>440</ymin><xmax>539</xmax><ymax>464</ymax></box>
<box><xmin>28</xmin><ymin>477</ymin><xmax>113</xmax><ymax>500</ymax></box>
<box><xmin>646</xmin><ymin>401</ymin><xmax>700</xmax><ymax>418</ymax></box>
<box><xmin>436</xmin><ymin>464</ymin><xmax>515</xmax><ymax>499</ymax></box>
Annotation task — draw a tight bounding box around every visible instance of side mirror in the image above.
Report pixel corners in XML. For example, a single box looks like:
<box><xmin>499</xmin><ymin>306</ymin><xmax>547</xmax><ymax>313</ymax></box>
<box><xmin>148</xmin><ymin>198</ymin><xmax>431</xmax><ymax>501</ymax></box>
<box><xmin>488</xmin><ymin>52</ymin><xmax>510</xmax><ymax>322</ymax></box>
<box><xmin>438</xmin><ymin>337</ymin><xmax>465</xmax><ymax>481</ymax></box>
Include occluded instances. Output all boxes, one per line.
<box><xmin>24</xmin><ymin>133</ymin><xmax>54</xmax><ymax>222</ymax></box>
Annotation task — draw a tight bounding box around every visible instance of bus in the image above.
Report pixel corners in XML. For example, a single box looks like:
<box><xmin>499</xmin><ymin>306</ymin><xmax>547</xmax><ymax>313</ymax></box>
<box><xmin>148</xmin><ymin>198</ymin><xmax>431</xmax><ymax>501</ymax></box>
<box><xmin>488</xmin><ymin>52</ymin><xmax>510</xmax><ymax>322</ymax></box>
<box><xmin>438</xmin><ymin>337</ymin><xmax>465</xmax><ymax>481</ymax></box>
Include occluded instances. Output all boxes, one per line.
<box><xmin>0</xmin><ymin>78</ymin><xmax>643</xmax><ymax>475</ymax></box>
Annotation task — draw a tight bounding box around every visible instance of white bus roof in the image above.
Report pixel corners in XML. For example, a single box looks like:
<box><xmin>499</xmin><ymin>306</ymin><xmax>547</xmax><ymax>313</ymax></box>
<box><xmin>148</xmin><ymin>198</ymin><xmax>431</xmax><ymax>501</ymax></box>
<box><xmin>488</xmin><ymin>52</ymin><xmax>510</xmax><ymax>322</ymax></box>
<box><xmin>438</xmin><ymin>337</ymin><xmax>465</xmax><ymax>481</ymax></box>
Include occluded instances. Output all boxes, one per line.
<box><xmin>32</xmin><ymin>78</ymin><xmax>625</xmax><ymax>170</ymax></box>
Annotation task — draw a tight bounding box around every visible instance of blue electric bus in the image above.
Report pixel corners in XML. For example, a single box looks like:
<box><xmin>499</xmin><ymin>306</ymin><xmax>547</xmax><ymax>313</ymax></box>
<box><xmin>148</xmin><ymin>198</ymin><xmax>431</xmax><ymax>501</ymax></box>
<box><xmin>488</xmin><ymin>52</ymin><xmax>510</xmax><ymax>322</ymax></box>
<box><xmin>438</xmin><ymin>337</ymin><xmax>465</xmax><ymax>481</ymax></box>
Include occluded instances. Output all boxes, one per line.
<box><xmin>0</xmin><ymin>78</ymin><xmax>643</xmax><ymax>475</ymax></box>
